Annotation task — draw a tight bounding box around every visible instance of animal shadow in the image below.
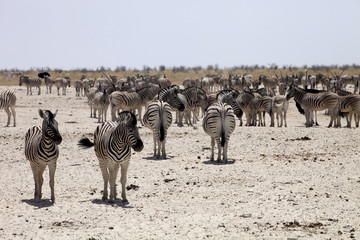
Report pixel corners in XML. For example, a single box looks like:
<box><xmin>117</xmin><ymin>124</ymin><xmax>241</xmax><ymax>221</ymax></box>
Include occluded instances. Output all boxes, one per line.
<box><xmin>203</xmin><ymin>158</ymin><xmax>236</xmax><ymax>165</ymax></box>
<box><xmin>21</xmin><ymin>199</ymin><xmax>54</xmax><ymax>208</ymax></box>
<box><xmin>143</xmin><ymin>155</ymin><xmax>175</xmax><ymax>161</ymax></box>
<box><xmin>91</xmin><ymin>198</ymin><xmax>133</xmax><ymax>208</ymax></box>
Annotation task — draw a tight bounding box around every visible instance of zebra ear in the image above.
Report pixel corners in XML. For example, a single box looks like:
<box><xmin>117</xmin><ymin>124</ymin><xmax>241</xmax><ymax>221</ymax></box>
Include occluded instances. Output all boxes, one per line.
<box><xmin>39</xmin><ymin>109</ymin><xmax>45</xmax><ymax>119</ymax></box>
<box><xmin>53</xmin><ymin>109</ymin><xmax>58</xmax><ymax>118</ymax></box>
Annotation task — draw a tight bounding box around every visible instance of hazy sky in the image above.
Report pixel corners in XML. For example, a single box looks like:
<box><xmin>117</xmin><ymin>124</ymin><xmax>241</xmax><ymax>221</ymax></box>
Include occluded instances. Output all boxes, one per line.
<box><xmin>0</xmin><ymin>0</ymin><xmax>359</xmax><ymax>70</ymax></box>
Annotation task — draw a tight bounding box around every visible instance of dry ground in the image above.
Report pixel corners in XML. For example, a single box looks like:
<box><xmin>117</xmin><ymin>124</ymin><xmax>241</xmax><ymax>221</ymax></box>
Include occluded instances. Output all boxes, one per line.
<box><xmin>0</xmin><ymin>86</ymin><xmax>359</xmax><ymax>239</ymax></box>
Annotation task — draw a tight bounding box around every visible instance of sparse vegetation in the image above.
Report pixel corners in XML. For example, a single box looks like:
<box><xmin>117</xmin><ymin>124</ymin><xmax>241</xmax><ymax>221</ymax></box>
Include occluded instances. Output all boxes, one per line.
<box><xmin>1</xmin><ymin>64</ymin><xmax>359</xmax><ymax>86</ymax></box>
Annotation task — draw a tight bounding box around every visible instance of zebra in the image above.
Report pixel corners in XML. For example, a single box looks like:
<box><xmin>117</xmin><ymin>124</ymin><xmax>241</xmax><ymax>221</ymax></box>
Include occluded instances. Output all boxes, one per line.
<box><xmin>143</xmin><ymin>100</ymin><xmax>173</xmax><ymax>159</ymax></box>
<box><xmin>19</xmin><ymin>76</ymin><xmax>42</xmax><ymax>95</ymax></box>
<box><xmin>336</xmin><ymin>93</ymin><xmax>360</xmax><ymax>128</ymax></box>
<box><xmin>74</xmin><ymin>80</ymin><xmax>83</xmax><ymax>97</ymax></box>
<box><xmin>249</xmin><ymin>95</ymin><xmax>274</xmax><ymax>127</ymax></box>
<box><xmin>93</xmin><ymin>89</ymin><xmax>111</xmax><ymax>123</ymax></box>
<box><xmin>55</xmin><ymin>77</ymin><xmax>71</xmax><ymax>95</ymax></box>
<box><xmin>78</xmin><ymin>111</ymin><xmax>144</xmax><ymax>203</ymax></box>
<box><xmin>216</xmin><ymin>89</ymin><xmax>243</xmax><ymax>126</ymax></box>
<box><xmin>177</xmin><ymin>87</ymin><xmax>208</xmax><ymax>126</ymax></box>
<box><xmin>286</xmin><ymin>84</ymin><xmax>340</xmax><ymax>127</ymax></box>
<box><xmin>25</xmin><ymin>110</ymin><xmax>62</xmax><ymax>203</ymax></box>
<box><xmin>0</xmin><ymin>90</ymin><xmax>16</xmax><ymax>127</ymax></box>
<box><xmin>158</xmin><ymin>85</ymin><xmax>186</xmax><ymax>112</ymax></box>
<box><xmin>272</xmin><ymin>95</ymin><xmax>289</xmax><ymax>127</ymax></box>
<box><xmin>202</xmin><ymin>102</ymin><xmax>236</xmax><ymax>163</ymax></box>
<box><xmin>38</xmin><ymin>72</ymin><xmax>54</xmax><ymax>94</ymax></box>
<box><xmin>110</xmin><ymin>86</ymin><xmax>159</xmax><ymax>124</ymax></box>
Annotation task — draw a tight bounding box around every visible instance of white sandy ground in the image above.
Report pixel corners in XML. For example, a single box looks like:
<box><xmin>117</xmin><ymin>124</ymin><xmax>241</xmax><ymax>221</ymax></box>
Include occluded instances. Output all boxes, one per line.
<box><xmin>0</xmin><ymin>86</ymin><xmax>359</xmax><ymax>240</ymax></box>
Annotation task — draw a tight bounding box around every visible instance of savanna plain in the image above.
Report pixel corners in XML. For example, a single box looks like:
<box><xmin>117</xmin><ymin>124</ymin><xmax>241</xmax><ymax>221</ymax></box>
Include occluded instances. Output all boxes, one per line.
<box><xmin>0</xmin><ymin>82</ymin><xmax>359</xmax><ymax>239</ymax></box>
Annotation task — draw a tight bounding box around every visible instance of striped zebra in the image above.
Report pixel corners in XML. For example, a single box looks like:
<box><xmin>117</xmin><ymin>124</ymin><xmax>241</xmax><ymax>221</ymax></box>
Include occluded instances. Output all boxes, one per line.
<box><xmin>110</xmin><ymin>86</ymin><xmax>160</xmax><ymax>124</ymax></box>
<box><xmin>19</xmin><ymin>76</ymin><xmax>42</xmax><ymax>95</ymax></box>
<box><xmin>38</xmin><ymin>72</ymin><xmax>54</xmax><ymax>94</ymax></box>
<box><xmin>74</xmin><ymin>80</ymin><xmax>83</xmax><ymax>97</ymax></box>
<box><xmin>337</xmin><ymin>93</ymin><xmax>360</xmax><ymax>128</ymax></box>
<box><xmin>177</xmin><ymin>87</ymin><xmax>208</xmax><ymax>126</ymax></box>
<box><xmin>202</xmin><ymin>102</ymin><xmax>236</xmax><ymax>163</ymax></box>
<box><xmin>55</xmin><ymin>77</ymin><xmax>71</xmax><ymax>95</ymax></box>
<box><xmin>25</xmin><ymin>110</ymin><xmax>62</xmax><ymax>203</ymax></box>
<box><xmin>93</xmin><ymin>89</ymin><xmax>112</xmax><ymax>123</ymax></box>
<box><xmin>143</xmin><ymin>100</ymin><xmax>172</xmax><ymax>159</ymax></box>
<box><xmin>286</xmin><ymin>84</ymin><xmax>340</xmax><ymax>127</ymax></box>
<box><xmin>0</xmin><ymin>90</ymin><xmax>16</xmax><ymax>127</ymax></box>
<box><xmin>158</xmin><ymin>85</ymin><xmax>185</xmax><ymax>112</ymax></box>
<box><xmin>250</xmin><ymin>95</ymin><xmax>274</xmax><ymax>127</ymax></box>
<box><xmin>216</xmin><ymin>89</ymin><xmax>243</xmax><ymax>126</ymax></box>
<box><xmin>78</xmin><ymin>111</ymin><xmax>144</xmax><ymax>203</ymax></box>
<box><xmin>272</xmin><ymin>95</ymin><xmax>289</xmax><ymax>127</ymax></box>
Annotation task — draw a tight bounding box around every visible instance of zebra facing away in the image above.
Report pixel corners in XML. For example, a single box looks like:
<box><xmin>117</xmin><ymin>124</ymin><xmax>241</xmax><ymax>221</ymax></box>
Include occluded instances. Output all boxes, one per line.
<box><xmin>78</xmin><ymin>111</ymin><xmax>144</xmax><ymax>203</ymax></box>
<box><xmin>202</xmin><ymin>102</ymin><xmax>236</xmax><ymax>163</ymax></box>
<box><xmin>143</xmin><ymin>100</ymin><xmax>173</xmax><ymax>159</ymax></box>
<box><xmin>0</xmin><ymin>90</ymin><xmax>16</xmax><ymax>127</ymax></box>
<box><xmin>25</xmin><ymin>110</ymin><xmax>62</xmax><ymax>203</ymax></box>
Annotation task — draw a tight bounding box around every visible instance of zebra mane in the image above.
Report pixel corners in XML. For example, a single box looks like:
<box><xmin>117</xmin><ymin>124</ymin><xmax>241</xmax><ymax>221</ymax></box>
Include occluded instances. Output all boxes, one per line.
<box><xmin>118</xmin><ymin>111</ymin><xmax>137</xmax><ymax>125</ymax></box>
<box><xmin>295</xmin><ymin>101</ymin><xmax>305</xmax><ymax>115</ymax></box>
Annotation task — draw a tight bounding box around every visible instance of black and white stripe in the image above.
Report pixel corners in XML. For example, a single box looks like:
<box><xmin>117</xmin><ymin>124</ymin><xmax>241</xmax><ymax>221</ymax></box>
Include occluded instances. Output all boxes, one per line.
<box><xmin>202</xmin><ymin>102</ymin><xmax>235</xmax><ymax>162</ymax></box>
<box><xmin>0</xmin><ymin>90</ymin><xmax>16</xmax><ymax>127</ymax></box>
<box><xmin>19</xmin><ymin>76</ymin><xmax>42</xmax><ymax>95</ymax></box>
<box><xmin>286</xmin><ymin>84</ymin><xmax>339</xmax><ymax>127</ymax></box>
<box><xmin>25</xmin><ymin>110</ymin><xmax>62</xmax><ymax>203</ymax></box>
<box><xmin>78</xmin><ymin>111</ymin><xmax>144</xmax><ymax>203</ymax></box>
<box><xmin>143</xmin><ymin>100</ymin><xmax>172</xmax><ymax>159</ymax></box>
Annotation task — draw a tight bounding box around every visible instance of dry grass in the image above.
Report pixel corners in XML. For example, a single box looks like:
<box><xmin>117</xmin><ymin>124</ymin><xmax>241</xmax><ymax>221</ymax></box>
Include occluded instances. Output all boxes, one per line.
<box><xmin>0</xmin><ymin>67</ymin><xmax>359</xmax><ymax>87</ymax></box>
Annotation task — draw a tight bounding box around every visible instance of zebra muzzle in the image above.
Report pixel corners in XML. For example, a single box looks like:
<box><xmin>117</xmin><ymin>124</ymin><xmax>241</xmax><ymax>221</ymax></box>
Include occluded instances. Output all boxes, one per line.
<box><xmin>132</xmin><ymin>139</ymin><xmax>144</xmax><ymax>152</ymax></box>
<box><xmin>54</xmin><ymin>135</ymin><xmax>62</xmax><ymax>145</ymax></box>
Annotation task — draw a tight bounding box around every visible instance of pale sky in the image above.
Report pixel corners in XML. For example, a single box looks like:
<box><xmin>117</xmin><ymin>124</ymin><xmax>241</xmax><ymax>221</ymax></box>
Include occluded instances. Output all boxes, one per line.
<box><xmin>0</xmin><ymin>0</ymin><xmax>359</xmax><ymax>70</ymax></box>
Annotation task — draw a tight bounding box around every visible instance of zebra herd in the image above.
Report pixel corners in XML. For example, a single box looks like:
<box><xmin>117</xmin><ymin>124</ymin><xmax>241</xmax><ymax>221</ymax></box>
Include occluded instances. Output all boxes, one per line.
<box><xmin>2</xmin><ymin>70</ymin><xmax>360</xmax><ymax>203</ymax></box>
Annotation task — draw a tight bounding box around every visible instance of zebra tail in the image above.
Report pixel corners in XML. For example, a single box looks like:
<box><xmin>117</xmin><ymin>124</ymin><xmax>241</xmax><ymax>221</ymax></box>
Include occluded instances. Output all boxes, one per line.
<box><xmin>160</xmin><ymin>122</ymin><xmax>165</xmax><ymax>142</ymax></box>
<box><xmin>221</xmin><ymin>129</ymin><xmax>226</xmax><ymax>147</ymax></box>
<box><xmin>78</xmin><ymin>137</ymin><xmax>94</xmax><ymax>149</ymax></box>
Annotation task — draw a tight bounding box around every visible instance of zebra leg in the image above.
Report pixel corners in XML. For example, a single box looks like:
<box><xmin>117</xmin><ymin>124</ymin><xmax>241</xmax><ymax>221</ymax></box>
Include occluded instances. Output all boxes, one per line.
<box><xmin>284</xmin><ymin>110</ymin><xmax>287</xmax><ymax>127</ymax></box>
<box><xmin>120</xmin><ymin>160</ymin><xmax>130</xmax><ymax>203</ymax></box>
<box><xmin>38</xmin><ymin>86</ymin><xmax>41</xmax><ymax>95</ymax></box>
<box><xmin>210</xmin><ymin>137</ymin><xmax>215</xmax><ymax>161</ymax></box>
<box><xmin>269</xmin><ymin>111</ymin><xmax>274</xmax><ymax>127</ymax></box>
<box><xmin>305</xmin><ymin>110</ymin><xmax>312</xmax><ymax>127</ymax></box>
<box><xmin>31</xmin><ymin>163</ymin><xmax>46</xmax><ymax>202</ymax></box>
<box><xmin>4</xmin><ymin>107</ymin><xmax>11</xmax><ymax>127</ymax></box>
<box><xmin>348</xmin><ymin>113</ymin><xmax>353</xmax><ymax>128</ymax></box>
<box><xmin>108</xmin><ymin>162</ymin><xmax>120</xmax><ymax>202</ymax></box>
<box><xmin>111</xmin><ymin>106</ymin><xmax>117</xmax><ymax>121</ymax></box>
<box><xmin>98</xmin><ymin>159</ymin><xmax>109</xmax><ymax>201</ymax></box>
<box><xmin>153</xmin><ymin>134</ymin><xmax>158</xmax><ymax>157</ymax></box>
<box><xmin>161</xmin><ymin>140</ymin><xmax>166</xmax><ymax>159</ymax></box>
<box><xmin>222</xmin><ymin>142</ymin><xmax>228</xmax><ymax>163</ymax></box>
<box><xmin>10</xmin><ymin>105</ymin><xmax>16</xmax><ymax>127</ymax></box>
<box><xmin>48</xmin><ymin>162</ymin><xmax>56</xmax><ymax>203</ymax></box>
<box><xmin>216</xmin><ymin>141</ymin><xmax>222</xmax><ymax>162</ymax></box>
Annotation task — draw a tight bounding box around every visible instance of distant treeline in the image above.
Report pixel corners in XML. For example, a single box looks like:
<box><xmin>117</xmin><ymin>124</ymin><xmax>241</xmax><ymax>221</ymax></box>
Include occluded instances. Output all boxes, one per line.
<box><xmin>2</xmin><ymin>63</ymin><xmax>360</xmax><ymax>73</ymax></box>
<box><xmin>1</xmin><ymin>64</ymin><xmax>359</xmax><ymax>86</ymax></box>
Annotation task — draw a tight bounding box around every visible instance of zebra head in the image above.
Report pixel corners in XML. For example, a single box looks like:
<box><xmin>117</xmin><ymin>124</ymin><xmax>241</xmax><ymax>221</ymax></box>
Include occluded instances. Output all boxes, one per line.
<box><xmin>117</xmin><ymin>111</ymin><xmax>144</xmax><ymax>152</ymax></box>
<box><xmin>19</xmin><ymin>76</ymin><xmax>28</xmax><ymax>86</ymax></box>
<box><xmin>39</xmin><ymin>109</ymin><xmax>62</xmax><ymax>145</ymax></box>
<box><xmin>158</xmin><ymin>85</ymin><xmax>185</xmax><ymax>112</ymax></box>
<box><xmin>285</xmin><ymin>84</ymin><xmax>296</xmax><ymax>100</ymax></box>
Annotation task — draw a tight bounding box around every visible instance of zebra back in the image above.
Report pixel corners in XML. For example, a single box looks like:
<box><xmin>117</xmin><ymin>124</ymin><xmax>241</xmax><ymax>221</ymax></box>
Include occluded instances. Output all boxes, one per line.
<box><xmin>203</xmin><ymin>102</ymin><xmax>235</xmax><ymax>147</ymax></box>
<box><xmin>143</xmin><ymin>100</ymin><xmax>172</xmax><ymax>142</ymax></box>
<box><xmin>0</xmin><ymin>90</ymin><xmax>16</xmax><ymax>109</ymax></box>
